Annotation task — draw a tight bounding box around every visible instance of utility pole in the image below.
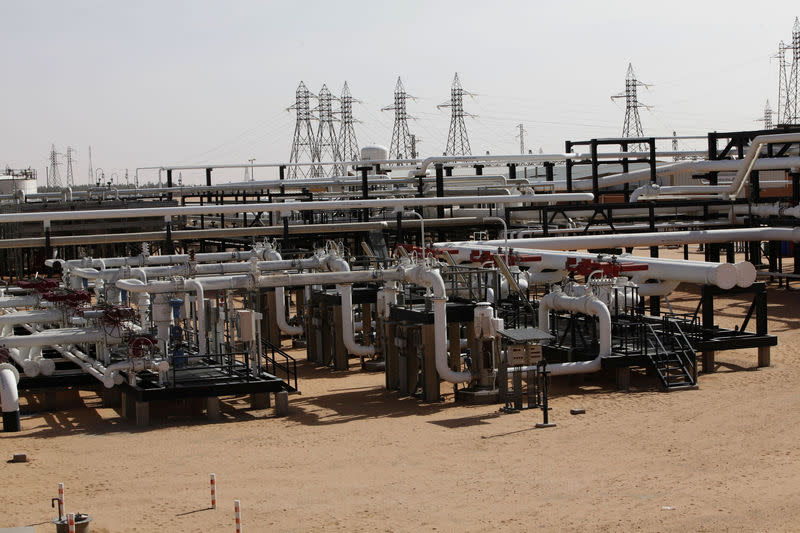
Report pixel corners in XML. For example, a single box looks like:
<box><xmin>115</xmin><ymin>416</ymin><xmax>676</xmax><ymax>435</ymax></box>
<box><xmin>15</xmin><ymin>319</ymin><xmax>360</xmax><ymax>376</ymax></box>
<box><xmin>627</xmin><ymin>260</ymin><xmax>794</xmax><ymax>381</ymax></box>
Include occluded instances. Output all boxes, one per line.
<box><xmin>516</xmin><ymin>123</ymin><xmax>527</xmax><ymax>155</ymax></box>
<box><xmin>611</xmin><ymin>63</ymin><xmax>650</xmax><ymax>151</ymax></box>
<box><xmin>382</xmin><ymin>77</ymin><xmax>416</xmax><ymax>160</ymax></box>
<box><xmin>439</xmin><ymin>73</ymin><xmax>475</xmax><ymax>156</ymax></box>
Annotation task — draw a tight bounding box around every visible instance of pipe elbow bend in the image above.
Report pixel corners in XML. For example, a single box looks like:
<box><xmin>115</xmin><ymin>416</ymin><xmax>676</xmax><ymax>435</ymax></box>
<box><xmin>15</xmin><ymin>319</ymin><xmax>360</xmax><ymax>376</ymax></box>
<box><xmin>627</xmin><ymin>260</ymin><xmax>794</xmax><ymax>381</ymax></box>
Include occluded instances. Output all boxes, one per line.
<box><xmin>115</xmin><ymin>279</ymin><xmax>147</xmax><ymax>292</ymax></box>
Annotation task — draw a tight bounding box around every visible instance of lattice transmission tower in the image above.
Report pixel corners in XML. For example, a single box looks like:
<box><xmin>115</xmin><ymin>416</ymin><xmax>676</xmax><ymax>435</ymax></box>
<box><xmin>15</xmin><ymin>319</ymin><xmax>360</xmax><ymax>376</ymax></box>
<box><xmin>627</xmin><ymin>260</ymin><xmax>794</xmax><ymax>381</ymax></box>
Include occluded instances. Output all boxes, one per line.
<box><xmin>786</xmin><ymin>17</ymin><xmax>800</xmax><ymax>124</ymax></box>
<box><xmin>757</xmin><ymin>100</ymin><xmax>775</xmax><ymax>130</ymax></box>
<box><xmin>774</xmin><ymin>41</ymin><xmax>789</xmax><ymax>124</ymax></box>
<box><xmin>47</xmin><ymin>144</ymin><xmax>62</xmax><ymax>188</ymax></box>
<box><xmin>313</xmin><ymin>84</ymin><xmax>341</xmax><ymax>177</ymax></box>
<box><xmin>516</xmin><ymin>123</ymin><xmax>527</xmax><ymax>154</ymax></box>
<box><xmin>338</xmin><ymin>81</ymin><xmax>361</xmax><ymax>167</ymax></box>
<box><xmin>611</xmin><ymin>63</ymin><xmax>649</xmax><ymax>151</ymax></box>
<box><xmin>438</xmin><ymin>73</ymin><xmax>474</xmax><ymax>156</ymax></box>
<box><xmin>65</xmin><ymin>146</ymin><xmax>76</xmax><ymax>188</ymax></box>
<box><xmin>382</xmin><ymin>77</ymin><xmax>416</xmax><ymax>160</ymax></box>
<box><xmin>287</xmin><ymin>81</ymin><xmax>317</xmax><ymax>179</ymax></box>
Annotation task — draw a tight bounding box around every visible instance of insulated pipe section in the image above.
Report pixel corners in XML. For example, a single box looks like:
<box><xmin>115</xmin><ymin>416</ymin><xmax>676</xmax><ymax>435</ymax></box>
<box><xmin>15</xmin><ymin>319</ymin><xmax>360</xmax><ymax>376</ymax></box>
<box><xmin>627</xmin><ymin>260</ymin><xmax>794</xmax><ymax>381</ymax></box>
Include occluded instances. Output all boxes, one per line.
<box><xmin>52</xmin><ymin>345</ymin><xmax>113</xmax><ymax>387</ymax></box>
<box><xmin>0</xmin><ymin>362</ymin><xmax>20</xmax><ymax>432</ymax></box>
<box><xmin>0</xmin><ymin>295</ymin><xmax>39</xmax><ymax>308</ymax></box>
<box><xmin>338</xmin><ymin>284</ymin><xmax>375</xmax><ymax>357</ymax></box>
<box><xmin>478</xmin><ymin>227</ymin><xmax>800</xmax><ymax>251</ymax></box>
<box><xmin>0</xmin><ymin>193</ymin><xmax>595</xmax><ymax>225</ymax></box>
<box><xmin>275</xmin><ymin>287</ymin><xmax>303</xmax><ymax>336</ymax></box>
<box><xmin>632</xmin><ymin>279</ymin><xmax>681</xmax><ymax>297</ymax></box>
<box><xmin>0</xmin><ymin>327</ymin><xmax>120</xmax><ymax>348</ymax></box>
<box><xmin>405</xmin><ymin>265</ymin><xmax>473</xmax><ymax>384</ymax></box>
<box><xmin>439</xmin><ymin>243</ymin><xmax>749</xmax><ymax>289</ymax></box>
<box><xmin>184</xmin><ymin>279</ymin><xmax>206</xmax><ymax>356</ymax></box>
<box><xmin>727</xmin><ymin>133</ymin><xmax>800</xmax><ymax>199</ymax></box>
<box><xmin>538</xmin><ymin>288</ymin><xmax>611</xmax><ymax>376</ymax></box>
<box><xmin>0</xmin><ymin>309</ymin><xmax>62</xmax><ymax>327</ymax></box>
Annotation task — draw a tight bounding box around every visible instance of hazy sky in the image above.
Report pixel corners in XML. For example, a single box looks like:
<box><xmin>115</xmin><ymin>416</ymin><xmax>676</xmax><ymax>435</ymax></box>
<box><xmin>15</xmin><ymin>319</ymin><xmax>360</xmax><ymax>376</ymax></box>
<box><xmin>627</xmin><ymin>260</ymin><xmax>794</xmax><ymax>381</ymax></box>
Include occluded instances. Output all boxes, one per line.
<box><xmin>1</xmin><ymin>1</ymin><xmax>797</xmax><ymax>185</ymax></box>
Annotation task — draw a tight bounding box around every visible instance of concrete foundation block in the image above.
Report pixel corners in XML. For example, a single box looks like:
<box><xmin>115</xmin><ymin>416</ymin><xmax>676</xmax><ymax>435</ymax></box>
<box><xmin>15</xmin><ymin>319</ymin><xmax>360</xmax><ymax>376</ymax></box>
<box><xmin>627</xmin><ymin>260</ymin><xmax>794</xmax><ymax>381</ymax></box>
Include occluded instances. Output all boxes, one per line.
<box><xmin>758</xmin><ymin>346</ymin><xmax>771</xmax><ymax>368</ymax></box>
<box><xmin>101</xmin><ymin>387</ymin><xmax>122</xmax><ymax>408</ymax></box>
<box><xmin>206</xmin><ymin>396</ymin><xmax>221</xmax><ymax>421</ymax></box>
<box><xmin>250</xmin><ymin>392</ymin><xmax>270</xmax><ymax>409</ymax></box>
<box><xmin>275</xmin><ymin>391</ymin><xmax>289</xmax><ymax>417</ymax></box>
<box><xmin>616</xmin><ymin>367</ymin><xmax>630</xmax><ymax>390</ymax></box>
<box><xmin>135</xmin><ymin>401</ymin><xmax>150</xmax><ymax>427</ymax></box>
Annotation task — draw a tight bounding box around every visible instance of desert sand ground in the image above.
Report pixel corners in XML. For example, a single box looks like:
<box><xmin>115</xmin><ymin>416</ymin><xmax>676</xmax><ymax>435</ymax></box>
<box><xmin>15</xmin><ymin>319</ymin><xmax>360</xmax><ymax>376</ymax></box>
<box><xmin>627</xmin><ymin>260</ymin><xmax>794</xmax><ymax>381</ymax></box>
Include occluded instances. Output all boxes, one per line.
<box><xmin>2</xmin><ymin>247</ymin><xmax>800</xmax><ymax>532</ymax></box>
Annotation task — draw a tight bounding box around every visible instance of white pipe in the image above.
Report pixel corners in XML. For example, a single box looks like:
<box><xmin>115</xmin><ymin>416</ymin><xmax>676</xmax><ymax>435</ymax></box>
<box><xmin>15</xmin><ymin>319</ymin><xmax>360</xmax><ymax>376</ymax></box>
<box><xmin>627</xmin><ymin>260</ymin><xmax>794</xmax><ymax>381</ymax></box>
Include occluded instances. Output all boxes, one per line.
<box><xmin>0</xmin><ymin>193</ymin><xmax>595</xmax><ymax>225</ymax></box>
<box><xmin>338</xmin><ymin>284</ymin><xmax>375</xmax><ymax>357</ymax></box>
<box><xmin>52</xmin><ymin>345</ymin><xmax>111</xmax><ymax>386</ymax></box>
<box><xmin>478</xmin><ymin>227</ymin><xmax>800</xmax><ymax>251</ymax></box>
<box><xmin>275</xmin><ymin>286</ymin><xmax>303</xmax><ymax>336</ymax></box>
<box><xmin>405</xmin><ymin>265</ymin><xmax>472</xmax><ymax>384</ymax></box>
<box><xmin>0</xmin><ymin>327</ymin><xmax>120</xmax><ymax>348</ymax></box>
<box><xmin>630</xmin><ymin>184</ymin><xmax>729</xmax><ymax>202</ymax></box>
<box><xmin>5</xmin><ymin>347</ymin><xmax>39</xmax><ymax>377</ymax></box>
<box><xmin>0</xmin><ymin>363</ymin><xmax>20</xmax><ymax>430</ymax></box>
<box><xmin>439</xmin><ymin>243</ymin><xmax>747</xmax><ymax>289</ymax></box>
<box><xmin>728</xmin><ymin>133</ymin><xmax>800</xmax><ymax>199</ymax></box>
<box><xmin>537</xmin><ymin>288</ymin><xmax>611</xmax><ymax>375</ymax></box>
<box><xmin>184</xmin><ymin>279</ymin><xmax>205</xmax><ymax>356</ymax></box>
<box><xmin>0</xmin><ymin>309</ymin><xmax>62</xmax><ymax>327</ymax></box>
<box><xmin>525</xmin><ymin>270</ymin><xmax>569</xmax><ymax>284</ymax></box>
<box><xmin>0</xmin><ymin>295</ymin><xmax>39</xmax><ymax>308</ymax></box>
<box><xmin>403</xmin><ymin>210</ymin><xmax>426</xmax><ymax>250</ymax></box>
<box><xmin>632</xmin><ymin>279</ymin><xmax>681</xmax><ymax>297</ymax></box>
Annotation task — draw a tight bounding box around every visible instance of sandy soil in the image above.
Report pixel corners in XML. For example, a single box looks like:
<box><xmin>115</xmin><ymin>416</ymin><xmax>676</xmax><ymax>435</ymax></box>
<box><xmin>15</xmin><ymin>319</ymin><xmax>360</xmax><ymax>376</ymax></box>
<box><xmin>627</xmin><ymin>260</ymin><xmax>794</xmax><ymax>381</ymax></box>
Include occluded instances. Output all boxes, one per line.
<box><xmin>3</xmin><ymin>248</ymin><xmax>800</xmax><ymax>532</ymax></box>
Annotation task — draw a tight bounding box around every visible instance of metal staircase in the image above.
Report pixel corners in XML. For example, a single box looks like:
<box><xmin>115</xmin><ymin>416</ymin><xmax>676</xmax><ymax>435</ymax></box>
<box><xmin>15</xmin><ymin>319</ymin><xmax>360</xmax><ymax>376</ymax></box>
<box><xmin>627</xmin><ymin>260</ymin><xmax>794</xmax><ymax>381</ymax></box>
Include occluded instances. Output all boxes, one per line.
<box><xmin>261</xmin><ymin>339</ymin><xmax>298</xmax><ymax>392</ymax></box>
<box><xmin>644</xmin><ymin>318</ymin><xmax>697</xmax><ymax>390</ymax></box>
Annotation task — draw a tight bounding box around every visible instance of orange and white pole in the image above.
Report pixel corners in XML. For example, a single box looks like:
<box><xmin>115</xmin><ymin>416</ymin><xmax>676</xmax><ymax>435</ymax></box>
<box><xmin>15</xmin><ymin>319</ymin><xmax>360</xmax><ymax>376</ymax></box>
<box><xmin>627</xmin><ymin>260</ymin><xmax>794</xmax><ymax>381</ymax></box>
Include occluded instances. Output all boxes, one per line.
<box><xmin>234</xmin><ymin>500</ymin><xmax>241</xmax><ymax>533</ymax></box>
<box><xmin>210</xmin><ymin>474</ymin><xmax>216</xmax><ymax>509</ymax></box>
<box><xmin>58</xmin><ymin>483</ymin><xmax>65</xmax><ymax>513</ymax></box>
<box><xmin>67</xmin><ymin>512</ymin><xmax>76</xmax><ymax>533</ymax></box>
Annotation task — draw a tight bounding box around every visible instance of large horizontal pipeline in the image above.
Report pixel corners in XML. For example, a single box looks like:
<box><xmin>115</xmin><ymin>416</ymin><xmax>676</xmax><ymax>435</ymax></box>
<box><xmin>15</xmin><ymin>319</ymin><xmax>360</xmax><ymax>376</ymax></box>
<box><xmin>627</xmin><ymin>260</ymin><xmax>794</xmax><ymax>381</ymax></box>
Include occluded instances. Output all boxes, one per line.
<box><xmin>0</xmin><ymin>193</ymin><xmax>593</xmax><ymax>224</ymax></box>
<box><xmin>0</xmin><ymin>217</ymin><xmax>505</xmax><ymax>249</ymax></box>
<box><xmin>4</xmin><ymin>174</ymin><xmax>520</xmax><ymax>202</ymax></box>
<box><xmin>475</xmin><ymin>227</ymin><xmax>800</xmax><ymax>250</ymax></box>
<box><xmin>144</xmin><ymin>149</ymin><xmax>696</xmax><ymax>174</ymax></box>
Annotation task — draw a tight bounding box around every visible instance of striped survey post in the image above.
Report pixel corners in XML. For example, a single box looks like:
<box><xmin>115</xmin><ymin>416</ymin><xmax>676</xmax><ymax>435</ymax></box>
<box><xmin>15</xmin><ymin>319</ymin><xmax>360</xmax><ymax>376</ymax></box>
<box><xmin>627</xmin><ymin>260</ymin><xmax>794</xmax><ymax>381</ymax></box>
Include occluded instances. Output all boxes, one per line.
<box><xmin>210</xmin><ymin>474</ymin><xmax>216</xmax><ymax>509</ymax></box>
<box><xmin>234</xmin><ymin>500</ymin><xmax>241</xmax><ymax>532</ymax></box>
<box><xmin>58</xmin><ymin>483</ymin><xmax>65</xmax><ymax>513</ymax></box>
<box><xmin>67</xmin><ymin>513</ymin><xmax>76</xmax><ymax>533</ymax></box>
